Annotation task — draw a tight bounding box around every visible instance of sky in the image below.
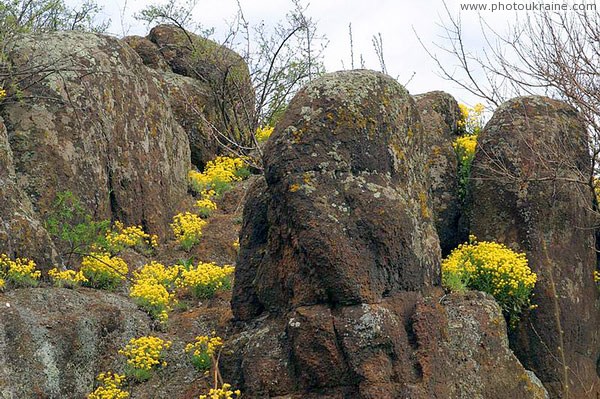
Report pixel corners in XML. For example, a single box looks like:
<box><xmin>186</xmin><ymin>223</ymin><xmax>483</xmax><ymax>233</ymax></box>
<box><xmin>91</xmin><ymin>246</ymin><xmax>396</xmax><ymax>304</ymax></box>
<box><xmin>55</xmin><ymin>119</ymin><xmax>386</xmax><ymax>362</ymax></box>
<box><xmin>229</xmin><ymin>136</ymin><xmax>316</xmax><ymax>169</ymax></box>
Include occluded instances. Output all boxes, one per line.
<box><xmin>89</xmin><ymin>0</ymin><xmax>580</xmax><ymax>107</ymax></box>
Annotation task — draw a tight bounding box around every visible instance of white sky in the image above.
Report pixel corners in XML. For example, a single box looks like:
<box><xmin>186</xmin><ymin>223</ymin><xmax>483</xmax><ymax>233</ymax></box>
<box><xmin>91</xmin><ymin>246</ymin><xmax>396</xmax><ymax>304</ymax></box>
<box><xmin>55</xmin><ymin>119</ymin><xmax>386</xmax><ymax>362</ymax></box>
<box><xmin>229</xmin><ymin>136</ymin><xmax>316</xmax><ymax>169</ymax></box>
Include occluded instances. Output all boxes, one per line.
<box><xmin>91</xmin><ymin>0</ymin><xmax>584</xmax><ymax>107</ymax></box>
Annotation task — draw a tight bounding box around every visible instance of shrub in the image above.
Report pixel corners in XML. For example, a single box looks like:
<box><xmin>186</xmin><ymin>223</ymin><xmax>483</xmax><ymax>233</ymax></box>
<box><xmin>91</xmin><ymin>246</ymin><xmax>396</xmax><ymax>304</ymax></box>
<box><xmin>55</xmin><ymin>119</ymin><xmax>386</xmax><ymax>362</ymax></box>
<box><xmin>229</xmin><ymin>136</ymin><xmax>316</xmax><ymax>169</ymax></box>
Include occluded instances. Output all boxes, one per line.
<box><xmin>81</xmin><ymin>253</ymin><xmax>128</xmax><ymax>290</ymax></box>
<box><xmin>104</xmin><ymin>221</ymin><xmax>158</xmax><ymax>255</ymax></box>
<box><xmin>185</xmin><ymin>334</ymin><xmax>224</xmax><ymax>371</ymax></box>
<box><xmin>87</xmin><ymin>372</ymin><xmax>129</xmax><ymax>399</ymax></box>
<box><xmin>44</xmin><ymin>191</ymin><xmax>111</xmax><ymax>263</ymax></box>
<box><xmin>170</xmin><ymin>212</ymin><xmax>207</xmax><ymax>251</ymax></box>
<box><xmin>48</xmin><ymin>268</ymin><xmax>88</xmax><ymax>288</ymax></box>
<box><xmin>119</xmin><ymin>336</ymin><xmax>171</xmax><ymax>382</ymax></box>
<box><xmin>441</xmin><ymin>236</ymin><xmax>537</xmax><ymax>326</ymax></box>
<box><xmin>0</xmin><ymin>254</ymin><xmax>41</xmax><ymax>288</ymax></box>
<box><xmin>177</xmin><ymin>262</ymin><xmax>235</xmax><ymax>299</ymax></box>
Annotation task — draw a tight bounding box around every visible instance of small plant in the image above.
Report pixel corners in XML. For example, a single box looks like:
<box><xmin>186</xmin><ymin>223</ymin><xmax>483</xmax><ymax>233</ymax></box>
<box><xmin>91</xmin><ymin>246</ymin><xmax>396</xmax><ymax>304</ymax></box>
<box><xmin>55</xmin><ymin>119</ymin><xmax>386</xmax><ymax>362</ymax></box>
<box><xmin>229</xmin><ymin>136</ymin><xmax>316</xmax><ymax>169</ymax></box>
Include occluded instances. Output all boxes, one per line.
<box><xmin>119</xmin><ymin>336</ymin><xmax>172</xmax><ymax>382</ymax></box>
<box><xmin>81</xmin><ymin>253</ymin><xmax>128</xmax><ymax>290</ymax></box>
<box><xmin>595</xmin><ymin>270</ymin><xmax>600</xmax><ymax>293</ymax></box>
<box><xmin>188</xmin><ymin>156</ymin><xmax>249</xmax><ymax>197</ymax></box>
<box><xmin>195</xmin><ymin>190</ymin><xmax>218</xmax><ymax>218</ymax></box>
<box><xmin>129</xmin><ymin>264</ymin><xmax>180</xmax><ymax>325</ymax></box>
<box><xmin>0</xmin><ymin>254</ymin><xmax>41</xmax><ymax>288</ymax></box>
<box><xmin>104</xmin><ymin>221</ymin><xmax>158</xmax><ymax>255</ymax></box>
<box><xmin>185</xmin><ymin>334</ymin><xmax>224</xmax><ymax>371</ymax></box>
<box><xmin>458</xmin><ymin>103</ymin><xmax>485</xmax><ymax>135</ymax></box>
<box><xmin>441</xmin><ymin>235</ymin><xmax>537</xmax><ymax>326</ymax></box>
<box><xmin>48</xmin><ymin>268</ymin><xmax>88</xmax><ymax>288</ymax></box>
<box><xmin>199</xmin><ymin>384</ymin><xmax>241</xmax><ymax>399</ymax></box>
<box><xmin>177</xmin><ymin>262</ymin><xmax>235</xmax><ymax>299</ymax></box>
<box><xmin>171</xmin><ymin>212</ymin><xmax>207</xmax><ymax>251</ymax></box>
<box><xmin>87</xmin><ymin>372</ymin><xmax>129</xmax><ymax>399</ymax></box>
<box><xmin>255</xmin><ymin>125</ymin><xmax>274</xmax><ymax>143</ymax></box>
<box><xmin>44</xmin><ymin>191</ymin><xmax>111</xmax><ymax>264</ymax></box>
<box><xmin>454</xmin><ymin>104</ymin><xmax>484</xmax><ymax>202</ymax></box>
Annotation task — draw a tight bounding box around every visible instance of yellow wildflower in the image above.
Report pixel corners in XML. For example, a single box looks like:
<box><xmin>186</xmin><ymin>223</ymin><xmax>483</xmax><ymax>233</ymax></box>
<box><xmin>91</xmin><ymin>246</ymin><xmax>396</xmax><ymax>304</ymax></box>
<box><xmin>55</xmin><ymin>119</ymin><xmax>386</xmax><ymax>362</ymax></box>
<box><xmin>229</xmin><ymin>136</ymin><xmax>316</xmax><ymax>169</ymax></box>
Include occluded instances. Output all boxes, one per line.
<box><xmin>199</xmin><ymin>383</ymin><xmax>241</xmax><ymax>399</ymax></box>
<box><xmin>170</xmin><ymin>212</ymin><xmax>207</xmax><ymax>250</ymax></box>
<box><xmin>0</xmin><ymin>254</ymin><xmax>41</xmax><ymax>287</ymax></box>
<box><xmin>442</xmin><ymin>239</ymin><xmax>536</xmax><ymax>325</ymax></box>
<box><xmin>48</xmin><ymin>268</ymin><xmax>88</xmax><ymax>288</ymax></box>
<box><xmin>88</xmin><ymin>372</ymin><xmax>129</xmax><ymax>399</ymax></box>
<box><xmin>177</xmin><ymin>262</ymin><xmax>235</xmax><ymax>299</ymax></box>
<box><xmin>81</xmin><ymin>253</ymin><xmax>128</xmax><ymax>290</ymax></box>
<box><xmin>255</xmin><ymin>125</ymin><xmax>274</xmax><ymax>143</ymax></box>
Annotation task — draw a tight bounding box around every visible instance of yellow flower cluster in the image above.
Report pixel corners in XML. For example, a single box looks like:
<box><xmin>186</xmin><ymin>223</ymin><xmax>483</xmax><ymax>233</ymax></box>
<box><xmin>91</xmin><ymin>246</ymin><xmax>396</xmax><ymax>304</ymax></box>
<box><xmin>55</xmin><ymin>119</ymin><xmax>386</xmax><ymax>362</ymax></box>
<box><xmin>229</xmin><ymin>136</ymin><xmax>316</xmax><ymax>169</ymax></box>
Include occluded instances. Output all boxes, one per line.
<box><xmin>177</xmin><ymin>262</ymin><xmax>235</xmax><ymax>299</ymax></box>
<box><xmin>119</xmin><ymin>336</ymin><xmax>172</xmax><ymax>371</ymax></box>
<box><xmin>255</xmin><ymin>125</ymin><xmax>274</xmax><ymax>143</ymax></box>
<box><xmin>81</xmin><ymin>253</ymin><xmax>128</xmax><ymax>290</ymax></box>
<box><xmin>170</xmin><ymin>212</ymin><xmax>207</xmax><ymax>251</ymax></box>
<box><xmin>0</xmin><ymin>87</ymin><xmax>6</xmax><ymax>101</ymax></box>
<box><xmin>594</xmin><ymin>270</ymin><xmax>600</xmax><ymax>283</ymax></box>
<box><xmin>48</xmin><ymin>268</ymin><xmax>88</xmax><ymax>288</ymax></box>
<box><xmin>0</xmin><ymin>278</ymin><xmax>5</xmax><ymax>291</ymax></box>
<box><xmin>185</xmin><ymin>335</ymin><xmax>224</xmax><ymax>357</ymax></box>
<box><xmin>0</xmin><ymin>254</ymin><xmax>41</xmax><ymax>287</ymax></box>
<box><xmin>129</xmin><ymin>262</ymin><xmax>181</xmax><ymax>324</ymax></box>
<box><xmin>188</xmin><ymin>156</ymin><xmax>248</xmax><ymax>196</ymax></box>
<box><xmin>195</xmin><ymin>190</ymin><xmax>218</xmax><ymax>218</ymax></box>
<box><xmin>105</xmin><ymin>221</ymin><xmax>158</xmax><ymax>254</ymax></box>
<box><xmin>458</xmin><ymin>103</ymin><xmax>485</xmax><ymax>135</ymax></box>
<box><xmin>453</xmin><ymin>135</ymin><xmax>477</xmax><ymax>162</ymax></box>
<box><xmin>442</xmin><ymin>237</ymin><xmax>536</xmax><ymax>324</ymax></box>
<box><xmin>129</xmin><ymin>280</ymin><xmax>175</xmax><ymax>324</ymax></box>
<box><xmin>88</xmin><ymin>372</ymin><xmax>129</xmax><ymax>399</ymax></box>
<box><xmin>199</xmin><ymin>384</ymin><xmax>241</xmax><ymax>399</ymax></box>
<box><xmin>133</xmin><ymin>261</ymin><xmax>180</xmax><ymax>288</ymax></box>
<box><xmin>185</xmin><ymin>334</ymin><xmax>224</xmax><ymax>370</ymax></box>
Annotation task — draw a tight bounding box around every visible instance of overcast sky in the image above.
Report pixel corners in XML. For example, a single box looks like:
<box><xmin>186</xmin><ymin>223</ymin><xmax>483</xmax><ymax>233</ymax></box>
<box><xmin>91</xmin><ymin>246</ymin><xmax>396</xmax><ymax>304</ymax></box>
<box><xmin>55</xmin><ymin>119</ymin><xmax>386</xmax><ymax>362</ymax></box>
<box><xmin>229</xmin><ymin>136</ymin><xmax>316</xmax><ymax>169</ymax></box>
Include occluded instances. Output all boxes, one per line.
<box><xmin>91</xmin><ymin>0</ymin><xmax>562</xmax><ymax>107</ymax></box>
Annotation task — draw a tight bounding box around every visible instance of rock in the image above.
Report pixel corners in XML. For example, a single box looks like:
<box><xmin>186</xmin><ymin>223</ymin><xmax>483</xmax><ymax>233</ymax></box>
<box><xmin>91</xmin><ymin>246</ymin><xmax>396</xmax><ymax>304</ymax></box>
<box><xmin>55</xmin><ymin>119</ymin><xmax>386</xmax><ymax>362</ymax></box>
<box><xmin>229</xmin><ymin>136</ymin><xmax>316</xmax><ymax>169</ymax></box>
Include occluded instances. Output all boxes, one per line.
<box><xmin>470</xmin><ymin>96</ymin><xmax>600</xmax><ymax>398</ymax></box>
<box><xmin>226</xmin><ymin>71</ymin><xmax>545</xmax><ymax>398</ymax></box>
<box><xmin>122</xmin><ymin>35</ymin><xmax>171</xmax><ymax>71</ymax></box>
<box><xmin>1</xmin><ymin>31</ymin><xmax>190</xmax><ymax>258</ymax></box>
<box><xmin>0</xmin><ymin>117</ymin><xmax>57</xmax><ymax>266</ymax></box>
<box><xmin>126</xmin><ymin>25</ymin><xmax>255</xmax><ymax>168</ymax></box>
<box><xmin>233</xmin><ymin>70</ymin><xmax>441</xmax><ymax>316</ymax></box>
<box><xmin>224</xmin><ymin>291</ymin><xmax>548</xmax><ymax>399</ymax></box>
<box><xmin>0</xmin><ymin>288</ymin><xmax>150</xmax><ymax>398</ymax></box>
<box><xmin>414</xmin><ymin>91</ymin><xmax>466</xmax><ymax>255</ymax></box>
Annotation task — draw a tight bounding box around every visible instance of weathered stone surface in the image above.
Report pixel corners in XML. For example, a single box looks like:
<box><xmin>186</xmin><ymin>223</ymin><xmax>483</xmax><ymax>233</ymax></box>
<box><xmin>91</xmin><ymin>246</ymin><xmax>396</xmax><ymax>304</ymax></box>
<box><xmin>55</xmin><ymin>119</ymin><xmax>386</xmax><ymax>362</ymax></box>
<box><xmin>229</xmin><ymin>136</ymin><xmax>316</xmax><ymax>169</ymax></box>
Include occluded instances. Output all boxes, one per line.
<box><xmin>233</xmin><ymin>70</ymin><xmax>441</xmax><ymax>316</ymax></box>
<box><xmin>414</xmin><ymin>91</ymin><xmax>466</xmax><ymax>255</ymax></box>
<box><xmin>1</xmin><ymin>31</ymin><xmax>190</xmax><ymax>257</ymax></box>
<box><xmin>0</xmin><ymin>288</ymin><xmax>150</xmax><ymax>399</ymax></box>
<box><xmin>470</xmin><ymin>96</ymin><xmax>600</xmax><ymax>398</ymax></box>
<box><xmin>0</xmin><ymin>118</ymin><xmax>57</xmax><ymax>266</ymax></box>
<box><xmin>122</xmin><ymin>35</ymin><xmax>170</xmax><ymax>71</ymax></box>
<box><xmin>224</xmin><ymin>291</ymin><xmax>548</xmax><ymax>399</ymax></box>
<box><xmin>126</xmin><ymin>24</ymin><xmax>255</xmax><ymax>168</ymax></box>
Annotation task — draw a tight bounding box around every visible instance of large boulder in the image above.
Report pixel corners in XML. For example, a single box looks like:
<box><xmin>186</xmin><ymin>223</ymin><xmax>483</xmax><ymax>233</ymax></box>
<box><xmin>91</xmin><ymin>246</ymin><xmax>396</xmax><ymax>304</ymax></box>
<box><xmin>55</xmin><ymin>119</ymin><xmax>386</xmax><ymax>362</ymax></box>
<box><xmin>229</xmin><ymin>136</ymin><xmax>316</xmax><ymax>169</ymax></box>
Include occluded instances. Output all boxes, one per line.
<box><xmin>126</xmin><ymin>25</ymin><xmax>255</xmax><ymax>168</ymax></box>
<box><xmin>1</xmin><ymin>31</ymin><xmax>191</xmax><ymax>265</ymax></box>
<box><xmin>233</xmin><ymin>70</ymin><xmax>441</xmax><ymax>316</ymax></box>
<box><xmin>226</xmin><ymin>71</ymin><xmax>547</xmax><ymax>398</ymax></box>
<box><xmin>0</xmin><ymin>117</ymin><xmax>57</xmax><ymax>266</ymax></box>
<box><xmin>0</xmin><ymin>288</ymin><xmax>150</xmax><ymax>398</ymax></box>
<box><xmin>470</xmin><ymin>96</ymin><xmax>600</xmax><ymax>398</ymax></box>
<box><xmin>414</xmin><ymin>91</ymin><xmax>465</xmax><ymax>255</ymax></box>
